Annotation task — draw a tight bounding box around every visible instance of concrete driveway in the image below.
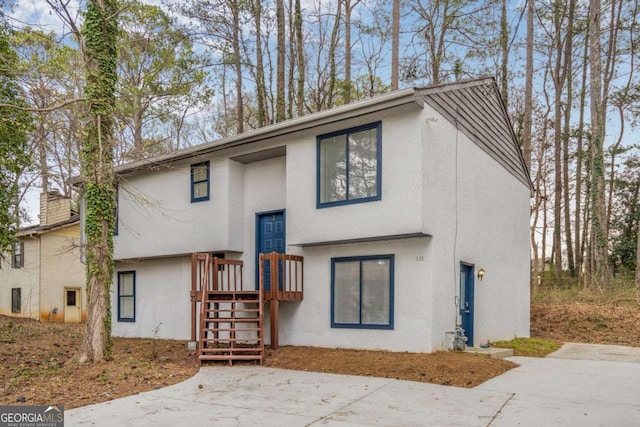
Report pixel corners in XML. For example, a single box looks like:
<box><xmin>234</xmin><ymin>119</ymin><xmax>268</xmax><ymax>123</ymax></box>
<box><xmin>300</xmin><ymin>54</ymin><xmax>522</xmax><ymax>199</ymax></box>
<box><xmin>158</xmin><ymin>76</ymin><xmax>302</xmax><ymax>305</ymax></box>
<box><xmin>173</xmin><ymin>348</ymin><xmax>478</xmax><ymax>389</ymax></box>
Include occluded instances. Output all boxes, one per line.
<box><xmin>67</xmin><ymin>343</ymin><xmax>640</xmax><ymax>426</ymax></box>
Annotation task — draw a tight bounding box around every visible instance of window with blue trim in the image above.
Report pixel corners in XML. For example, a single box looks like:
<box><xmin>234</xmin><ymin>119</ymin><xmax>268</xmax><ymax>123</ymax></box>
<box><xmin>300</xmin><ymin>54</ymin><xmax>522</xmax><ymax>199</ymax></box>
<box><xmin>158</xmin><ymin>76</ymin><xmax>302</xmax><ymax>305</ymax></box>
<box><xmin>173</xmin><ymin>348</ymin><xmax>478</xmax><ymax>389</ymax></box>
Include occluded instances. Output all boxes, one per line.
<box><xmin>317</xmin><ymin>122</ymin><xmax>381</xmax><ymax>208</ymax></box>
<box><xmin>117</xmin><ymin>271</ymin><xmax>135</xmax><ymax>322</ymax></box>
<box><xmin>191</xmin><ymin>161</ymin><xmax>210</xmax><ymax>202</ymax></box>
<box><xmin>331</xmin><ymin>254</ymin><xmax>394</xmax><ymax>329</ymax></box>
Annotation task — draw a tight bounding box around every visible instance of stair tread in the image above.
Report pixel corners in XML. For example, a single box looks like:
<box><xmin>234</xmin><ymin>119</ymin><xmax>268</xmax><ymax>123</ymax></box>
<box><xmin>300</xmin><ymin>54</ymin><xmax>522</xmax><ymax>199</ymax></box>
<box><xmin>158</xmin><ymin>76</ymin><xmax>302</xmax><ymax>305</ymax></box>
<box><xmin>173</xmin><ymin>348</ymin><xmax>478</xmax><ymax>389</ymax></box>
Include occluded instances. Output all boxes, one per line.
<box><xmin>197</xmin><ymin>273</ymin><xmax>264</xmax><ymax>365</ymax></box>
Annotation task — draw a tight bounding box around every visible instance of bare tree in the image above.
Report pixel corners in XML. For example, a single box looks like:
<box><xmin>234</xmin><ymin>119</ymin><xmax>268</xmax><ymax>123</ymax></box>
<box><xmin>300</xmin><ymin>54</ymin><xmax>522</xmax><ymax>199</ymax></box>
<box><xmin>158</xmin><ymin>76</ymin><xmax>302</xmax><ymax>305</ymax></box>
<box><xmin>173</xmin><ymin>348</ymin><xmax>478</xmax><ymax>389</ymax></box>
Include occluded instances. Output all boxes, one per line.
<box><xmin>562</xmin><ymin>0</ymin><xmax>576</xmax><ymax>276</ymax></box>
<box><xmin>343</xmin><ymin>0</ymin><xmax>362</xmax><ymax>103</ymax></box>
<box><xmin>522</xmin><ymin>0</ymin><xmax>534</xmax><ymax>172</ymax></box>
<box><xmin>391</xmin><ymin>0</ymin><xmax>399</xmax><ymax>90</ymax></box>
<box><xmin>276</xmin><ymin>0</ymin><xmax>286</xmax><ymax>121</ymax></box>
<box><xmin>588</xmin><ymin>0</ymin><xmax>608</xmax><ymax>286</ymax></box>
<box><xmin>294</xmin><ymin>0</ymin><xmax>305</xmax><ymax>116</ymax></box>
<box><xmin>327</xmin><ymin>0</ymin><xmax>342</xmax><ymax>108</ymax></box>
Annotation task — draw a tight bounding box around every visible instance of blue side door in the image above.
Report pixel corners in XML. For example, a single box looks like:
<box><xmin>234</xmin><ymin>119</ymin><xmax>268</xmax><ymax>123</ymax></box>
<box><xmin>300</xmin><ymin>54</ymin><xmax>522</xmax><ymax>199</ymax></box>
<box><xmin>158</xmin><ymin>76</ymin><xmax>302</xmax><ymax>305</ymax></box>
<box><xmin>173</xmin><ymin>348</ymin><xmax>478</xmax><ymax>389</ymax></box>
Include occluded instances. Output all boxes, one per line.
<box><xmin>460</xmin><ymin>263</ymin><xmax>475</xmax><ymax>347</ymax></box>
<box><xmin>256</xmin><ymin>211</ymin><xmax>285</xmax><ymax>291</ymax></box>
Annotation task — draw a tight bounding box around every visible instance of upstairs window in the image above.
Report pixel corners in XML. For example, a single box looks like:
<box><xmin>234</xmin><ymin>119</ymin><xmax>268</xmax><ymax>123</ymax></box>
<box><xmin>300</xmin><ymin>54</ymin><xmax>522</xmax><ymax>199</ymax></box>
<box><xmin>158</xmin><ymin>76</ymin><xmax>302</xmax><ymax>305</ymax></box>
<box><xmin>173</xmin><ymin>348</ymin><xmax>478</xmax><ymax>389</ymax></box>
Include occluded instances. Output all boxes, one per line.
<box><xmin>317</xmin><ymin>122</ymin><xmax>382</xmax><ymax>208</ymax></box>
<box><xmin>11</xmin><ymin>242</ymin><xmax>24</xmax><ymax>268</ymax></box>
<box><xmin>191</xmin><ymin>161</ymin><xmax>210</xmax><ymax>203</ymax></box>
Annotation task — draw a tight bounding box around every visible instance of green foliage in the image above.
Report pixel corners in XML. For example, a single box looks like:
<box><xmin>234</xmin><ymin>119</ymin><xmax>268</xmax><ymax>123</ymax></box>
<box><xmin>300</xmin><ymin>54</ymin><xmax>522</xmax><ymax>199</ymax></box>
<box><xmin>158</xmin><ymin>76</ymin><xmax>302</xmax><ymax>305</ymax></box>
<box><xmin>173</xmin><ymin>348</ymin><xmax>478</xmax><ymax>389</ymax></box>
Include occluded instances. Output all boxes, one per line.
<box><xmin>491</xmin><ymin>338</ymin><xmax>560</xmax><ymax>357</ymax></box>
<box><xmin>81</xmin><ymin>0</ymin><xmax>118</xmax><ymax>360</ymax></box>
<box><xmin>116</xmin><ymin>1</ymin><xmax>212</xmax><ymax>160</ymax></box>
<box><xmin>609</xmin><ymin>153</ymin><xmax>639</xmax><ymax>273</ymax></box>
<box><xmin>0</xmin><ymin>23</ymin><xmax>33</xmax><ymax>254</ymax></box>
<box><xmin>11</xmin><ymin>28</ymin><xmax>85</xmax><ymax>195</ymax></box>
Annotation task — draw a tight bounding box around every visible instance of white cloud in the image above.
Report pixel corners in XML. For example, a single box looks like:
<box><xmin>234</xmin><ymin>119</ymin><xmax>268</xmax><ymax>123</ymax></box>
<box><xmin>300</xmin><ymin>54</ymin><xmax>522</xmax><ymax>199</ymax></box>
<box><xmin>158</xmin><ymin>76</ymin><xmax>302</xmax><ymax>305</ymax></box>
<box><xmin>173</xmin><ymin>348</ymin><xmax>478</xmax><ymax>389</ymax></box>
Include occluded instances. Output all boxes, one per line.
<box><xmin>6</xmin><ymin>0</ymin><xmax>81</xmax><ymax>35</ymax></box>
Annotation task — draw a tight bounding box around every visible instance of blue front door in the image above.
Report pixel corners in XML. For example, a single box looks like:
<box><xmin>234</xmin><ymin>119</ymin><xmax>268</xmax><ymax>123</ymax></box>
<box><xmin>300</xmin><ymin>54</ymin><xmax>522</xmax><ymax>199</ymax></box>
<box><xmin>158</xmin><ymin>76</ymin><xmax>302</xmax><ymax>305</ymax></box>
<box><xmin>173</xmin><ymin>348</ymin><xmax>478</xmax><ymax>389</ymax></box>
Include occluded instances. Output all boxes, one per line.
<box><xmin>256</xmin><ymin>211</ymin><xmax>285</xmax><ymax>291</ymax></box>
<box><xmin>460</xmin><ymin>263</ymin><xmax>475</xmax><ymax>347</ymax></box>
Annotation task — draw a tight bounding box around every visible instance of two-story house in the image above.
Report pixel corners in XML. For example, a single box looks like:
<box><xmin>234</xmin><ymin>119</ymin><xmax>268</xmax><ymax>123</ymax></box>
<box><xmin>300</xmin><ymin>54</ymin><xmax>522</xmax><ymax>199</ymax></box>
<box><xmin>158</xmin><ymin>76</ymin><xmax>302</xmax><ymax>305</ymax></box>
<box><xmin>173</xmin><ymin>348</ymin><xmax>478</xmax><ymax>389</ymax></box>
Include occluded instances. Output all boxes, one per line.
<box><xmin>110</xmin><ymin>77</ymin><xmax>531</xmax><ymax>360</ymax></box>
<box><xmin>0</xmin><ymin>191</ymin><xmax>86</xmax><ymax>323</ymax></box>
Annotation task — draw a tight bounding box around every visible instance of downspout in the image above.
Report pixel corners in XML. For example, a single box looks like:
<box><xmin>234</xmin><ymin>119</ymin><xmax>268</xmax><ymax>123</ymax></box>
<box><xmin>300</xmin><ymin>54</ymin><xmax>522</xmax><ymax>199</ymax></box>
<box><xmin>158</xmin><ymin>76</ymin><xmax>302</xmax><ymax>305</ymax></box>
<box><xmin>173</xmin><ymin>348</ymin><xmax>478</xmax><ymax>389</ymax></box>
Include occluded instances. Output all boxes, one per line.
<box><xmin>23</xmin><ymin>233</ymin><xmax>40</xmax><ymax>321</ymax></box>
<box><xmin>449</xmin><ymin>106</ymin><xmax>468</xmax><ymax>351</ymax></box>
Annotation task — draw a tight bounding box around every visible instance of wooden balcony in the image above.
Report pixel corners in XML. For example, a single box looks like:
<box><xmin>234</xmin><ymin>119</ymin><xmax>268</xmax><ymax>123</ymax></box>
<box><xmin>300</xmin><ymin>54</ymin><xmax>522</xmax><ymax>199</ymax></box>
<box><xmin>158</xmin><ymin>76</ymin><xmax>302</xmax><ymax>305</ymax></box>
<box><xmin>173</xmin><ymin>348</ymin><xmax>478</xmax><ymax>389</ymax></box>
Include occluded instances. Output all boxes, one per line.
<box><xmin>191</xmin><ymin>253</ymin><xmax>304</xmax><ymax>302</ymax></box>
<box><xmin>259</xmin><ymin>252</ymin><xmax>304</xmax><ymax>302</ymax></box>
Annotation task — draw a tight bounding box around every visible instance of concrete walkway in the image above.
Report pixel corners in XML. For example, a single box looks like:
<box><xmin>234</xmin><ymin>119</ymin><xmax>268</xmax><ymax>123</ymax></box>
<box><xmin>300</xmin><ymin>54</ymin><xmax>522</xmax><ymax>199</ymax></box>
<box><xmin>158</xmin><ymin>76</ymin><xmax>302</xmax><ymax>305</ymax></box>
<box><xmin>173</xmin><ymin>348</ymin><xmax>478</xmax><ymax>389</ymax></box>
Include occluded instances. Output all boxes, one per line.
<box><xmin>67</xmin><ymin>343</ymin><xmax>640</xmax><ymax>426</ymax></box>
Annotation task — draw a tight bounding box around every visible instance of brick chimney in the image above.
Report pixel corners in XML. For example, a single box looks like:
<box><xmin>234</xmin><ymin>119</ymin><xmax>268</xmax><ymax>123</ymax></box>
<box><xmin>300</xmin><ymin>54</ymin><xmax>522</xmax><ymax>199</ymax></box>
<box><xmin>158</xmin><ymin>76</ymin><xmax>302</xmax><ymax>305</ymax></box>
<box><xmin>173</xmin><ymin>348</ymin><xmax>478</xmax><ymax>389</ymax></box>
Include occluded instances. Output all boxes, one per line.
<box><xmin>39</xmin><ymin>191</ymin><xmax>72</xmax><ymax>226</ymax></box>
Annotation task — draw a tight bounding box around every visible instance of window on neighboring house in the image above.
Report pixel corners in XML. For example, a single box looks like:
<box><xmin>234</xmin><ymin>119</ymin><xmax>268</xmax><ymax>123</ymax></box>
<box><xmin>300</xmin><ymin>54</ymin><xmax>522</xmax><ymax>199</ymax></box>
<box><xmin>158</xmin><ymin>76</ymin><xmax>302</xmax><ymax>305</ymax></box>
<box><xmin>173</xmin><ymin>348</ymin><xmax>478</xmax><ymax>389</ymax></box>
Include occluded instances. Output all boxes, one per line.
<box><xmin>191</xmin><ymin>161</ymin><xmax>210</xmax><ymax>202</ymax></box>
<box><xmin>11</xmin><ymin>242</ymin><xmax>24</xmax><ymax>268</ymax></box>
<box><xmin>114</xmin><ymin>184</ymin><xmax>119</xmax><ymax>236</ymax></box>
<box><xmin>317</xmin><ymin>122</ymin><xmax>382</xmax><ymax>208</ymax></box>
<box><xmin>331</xmin><ymin>254</ymin><xmax>394</xmax><ymax>329</ymax></box>
<box><xmin>11</xmin><ymin>288</ymin><xmax>21</xmax><ymax>313</ymax></box>
<box><xmin>117</xmin><ymin>271</ymin><xmax>135</xmax><ymax>322</ymax></box>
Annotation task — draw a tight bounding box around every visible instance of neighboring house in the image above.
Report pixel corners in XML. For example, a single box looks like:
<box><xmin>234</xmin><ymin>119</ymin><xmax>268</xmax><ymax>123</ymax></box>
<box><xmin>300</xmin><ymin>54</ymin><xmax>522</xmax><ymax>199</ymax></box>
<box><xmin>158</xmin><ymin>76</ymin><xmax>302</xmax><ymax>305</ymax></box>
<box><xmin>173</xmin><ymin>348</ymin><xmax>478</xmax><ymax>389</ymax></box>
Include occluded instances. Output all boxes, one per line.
<box><xmin>0</xmin><ymin>192</ymin><xmax>86</xmax><ymax>323</ymax></box>
<box><xmin>110</xmin><ymin>77</ymin><xmax>531</xmax><ymax>353</ymax></box>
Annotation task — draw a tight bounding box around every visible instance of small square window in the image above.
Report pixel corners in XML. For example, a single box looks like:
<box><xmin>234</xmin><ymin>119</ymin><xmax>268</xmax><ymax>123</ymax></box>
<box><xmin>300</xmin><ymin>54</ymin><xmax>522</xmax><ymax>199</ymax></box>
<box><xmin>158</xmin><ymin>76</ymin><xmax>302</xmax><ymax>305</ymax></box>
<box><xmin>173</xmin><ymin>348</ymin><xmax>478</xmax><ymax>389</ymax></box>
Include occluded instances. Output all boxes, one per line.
<box><xmin>191</xmin><ymin>161</ymin><xmax>210</xmax><ymax>202</ymax></box>
<box><xmin>331</xmin><ymin>255</ymin><xmax>394</xmax><ymax>329</ymax></box>
<box><xmin>118</xmin><ymin>271</ymin><xmax>136</xmax><ymax>322</ymax></box>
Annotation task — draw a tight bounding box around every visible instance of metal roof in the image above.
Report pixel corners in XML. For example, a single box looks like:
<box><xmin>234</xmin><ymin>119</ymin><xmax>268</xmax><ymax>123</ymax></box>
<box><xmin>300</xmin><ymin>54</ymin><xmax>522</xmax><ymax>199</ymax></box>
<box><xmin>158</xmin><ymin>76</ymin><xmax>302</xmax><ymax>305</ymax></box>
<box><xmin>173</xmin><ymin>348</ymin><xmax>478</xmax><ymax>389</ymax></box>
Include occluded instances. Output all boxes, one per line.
<box><xmin>415</xmin><ymin>77</ymin><xmax>532</xmax><ymax>190</ymax></box>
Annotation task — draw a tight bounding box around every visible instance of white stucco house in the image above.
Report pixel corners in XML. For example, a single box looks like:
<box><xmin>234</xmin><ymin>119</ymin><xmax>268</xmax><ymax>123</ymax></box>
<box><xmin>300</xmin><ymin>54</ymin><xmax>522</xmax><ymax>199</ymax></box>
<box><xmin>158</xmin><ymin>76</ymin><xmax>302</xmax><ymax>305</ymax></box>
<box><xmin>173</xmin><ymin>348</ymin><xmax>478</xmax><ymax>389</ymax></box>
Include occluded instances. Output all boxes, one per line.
<box><xmin>109</xmin><ymin>77</ymin><xmax>531</xmax><ymax>354</ymax></box>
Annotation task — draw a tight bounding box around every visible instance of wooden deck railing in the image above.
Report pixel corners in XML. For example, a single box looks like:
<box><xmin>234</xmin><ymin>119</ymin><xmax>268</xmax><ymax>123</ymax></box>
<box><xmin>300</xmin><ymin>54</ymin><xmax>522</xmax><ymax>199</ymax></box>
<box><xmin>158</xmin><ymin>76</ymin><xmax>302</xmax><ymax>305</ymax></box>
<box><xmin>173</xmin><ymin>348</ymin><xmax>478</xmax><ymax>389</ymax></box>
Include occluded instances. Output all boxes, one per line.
<box><xmin>259</xmin><ymin>252</ymin><xmax>304</xmax><ymax>301</ymax></box>
<box><xmin>190</xmin><ymin>252</ymin><xmax>304</xmax><ymax>347</ymax></box>
<box><xmin>191</xmin><ymin>255</ymin><xmax>244</xmax><ymax>296</ymax></box>
<box><xmin>190</xmin><ymin>254</ymin><xmax>247</xmax><ymax>341</ymax></box>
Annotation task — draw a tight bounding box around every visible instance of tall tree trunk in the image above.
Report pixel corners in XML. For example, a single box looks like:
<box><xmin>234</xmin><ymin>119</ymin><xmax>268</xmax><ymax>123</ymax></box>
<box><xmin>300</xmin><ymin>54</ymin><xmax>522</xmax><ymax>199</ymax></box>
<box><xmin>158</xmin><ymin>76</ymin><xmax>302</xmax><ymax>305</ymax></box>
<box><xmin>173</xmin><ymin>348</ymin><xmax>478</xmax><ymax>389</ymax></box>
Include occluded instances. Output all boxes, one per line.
<box><xmin>552</xmin><ymin>1</ymin><xmax>565</xmax><ymax>282</ymax></box>
<box><xmin>133</xmin><ymin>98</ymin><xmax>143</xmax><ymax>160</ymax></box>
<box><xmin>327</xmin><ymin>0</ymin><xmax>342</xmax><ymax>108</ymax></box>
<box><xmin>38</xmin><ymin>118</ymin><xmax>49</xmax><ymax>194</ymax></box>
<box><xmin>575</xmin><ymin>19</ymin><xmax>589</xmax><ymax>285</ymax></box>
<box><xmin>563</xmin><ymin>0</ymin><xmax>575</xmax><ymax>276</ymax></box>
<box><xmin>80</xmin><ymin>0</ymin><xmax>118</xmax><ymax>362</ymax></box>
<box><xmin>276</xmin><ymin>0</ymin><xmax>286</xmax><ymax>122</ymax></box>
<box><xmin>221</xmin><ymin>64</ymin><xmax>229</xmax><ymax>136</ymax></box>
<box><xmin>253</xmin><ymin>0</ymin><xmax>267</xmax><ymax>127</ymax></box>
<box><xmin>499</xmin><ymin>0</ymin><xmax>508</xmax><ymax>108</ymax></box>
<box><xmin>522</xmin><ymin>0</ymin><xmax>534</xmax><ymax>172</ymax></box>
<box><xmin>232</xmin><ymin>0</ymin><xmax>244</xmax><ymax>133</ymax></box>
<box><xmin>588</xmin><ymin>0</ymin><xmax>609</xmax><ymax>286</ymax></box>
<box><xmin>391</xmin><ymin>0</ymin><xmax>400</xmax><ymax>90</ymax></box>
<box><xmin>343</xmin><ymin>0</ymin><xmax>360</xmax><ymax>103</ymax></box>
<box><xmin>287</xmin><ymin>0</ymin><xmax>295</xmax><ymax>119</ymax></box>
<box><xmin>294</xmin><ymin>0</ymin><xmax>305</xmax><ymax>116</ymax></box>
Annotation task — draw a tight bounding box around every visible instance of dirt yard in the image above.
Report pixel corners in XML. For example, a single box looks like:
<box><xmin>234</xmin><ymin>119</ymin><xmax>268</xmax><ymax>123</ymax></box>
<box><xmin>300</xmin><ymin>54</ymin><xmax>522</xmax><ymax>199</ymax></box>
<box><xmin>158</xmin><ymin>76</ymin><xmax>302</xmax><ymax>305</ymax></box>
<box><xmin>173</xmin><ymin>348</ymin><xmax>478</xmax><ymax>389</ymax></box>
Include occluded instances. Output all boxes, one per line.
<box><xmin>1</xmin><ymin>302</ymin><xmax>638</xmax><ymax>409</ymax></box>
<box><xmin>531</xmin><ymin>303</ymin><xmax>640</xmax><ymax>346</ymax></box>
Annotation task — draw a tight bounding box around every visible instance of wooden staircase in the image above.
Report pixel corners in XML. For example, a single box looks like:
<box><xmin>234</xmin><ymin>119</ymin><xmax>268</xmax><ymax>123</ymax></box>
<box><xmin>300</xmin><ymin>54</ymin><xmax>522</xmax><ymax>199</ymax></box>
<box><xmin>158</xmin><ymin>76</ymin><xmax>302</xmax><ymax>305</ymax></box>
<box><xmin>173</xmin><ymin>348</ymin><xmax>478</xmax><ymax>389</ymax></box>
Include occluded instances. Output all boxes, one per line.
<box><xmin>193</xmin><ymin>255</ymin><xmax>264</xmax><ymax>365</ymax></box>
<box><xmin>191</xmin><ymin>252</ymin><xmax>304</xmax><ymax>365</ymax></box>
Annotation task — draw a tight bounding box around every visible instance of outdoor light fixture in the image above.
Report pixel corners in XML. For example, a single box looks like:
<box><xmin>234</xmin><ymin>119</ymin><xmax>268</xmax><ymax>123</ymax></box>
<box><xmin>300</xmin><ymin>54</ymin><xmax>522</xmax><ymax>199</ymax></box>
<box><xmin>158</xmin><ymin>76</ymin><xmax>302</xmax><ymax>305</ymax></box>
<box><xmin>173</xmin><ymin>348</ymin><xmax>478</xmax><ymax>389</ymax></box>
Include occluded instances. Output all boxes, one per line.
<box><xmin>477</xmin><ymin>268</ymin><xmax>485</xmax><ymax>281</ymax></box>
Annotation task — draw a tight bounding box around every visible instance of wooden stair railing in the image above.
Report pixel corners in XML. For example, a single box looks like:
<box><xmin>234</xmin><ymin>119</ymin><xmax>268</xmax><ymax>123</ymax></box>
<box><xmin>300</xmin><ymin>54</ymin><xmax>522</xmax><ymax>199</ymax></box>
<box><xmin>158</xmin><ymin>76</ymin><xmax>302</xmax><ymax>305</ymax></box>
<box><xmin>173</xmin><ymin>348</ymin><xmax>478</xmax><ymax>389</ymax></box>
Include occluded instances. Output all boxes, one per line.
<box><xmin>193</xmin><ymin>254</ymin><xmax>264</xmax><ymax>366</ymax></box>
<box><xmin>259</xmin><ymin>252</ymin><xmax>304</xmax><ymax>349</ymax></box>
